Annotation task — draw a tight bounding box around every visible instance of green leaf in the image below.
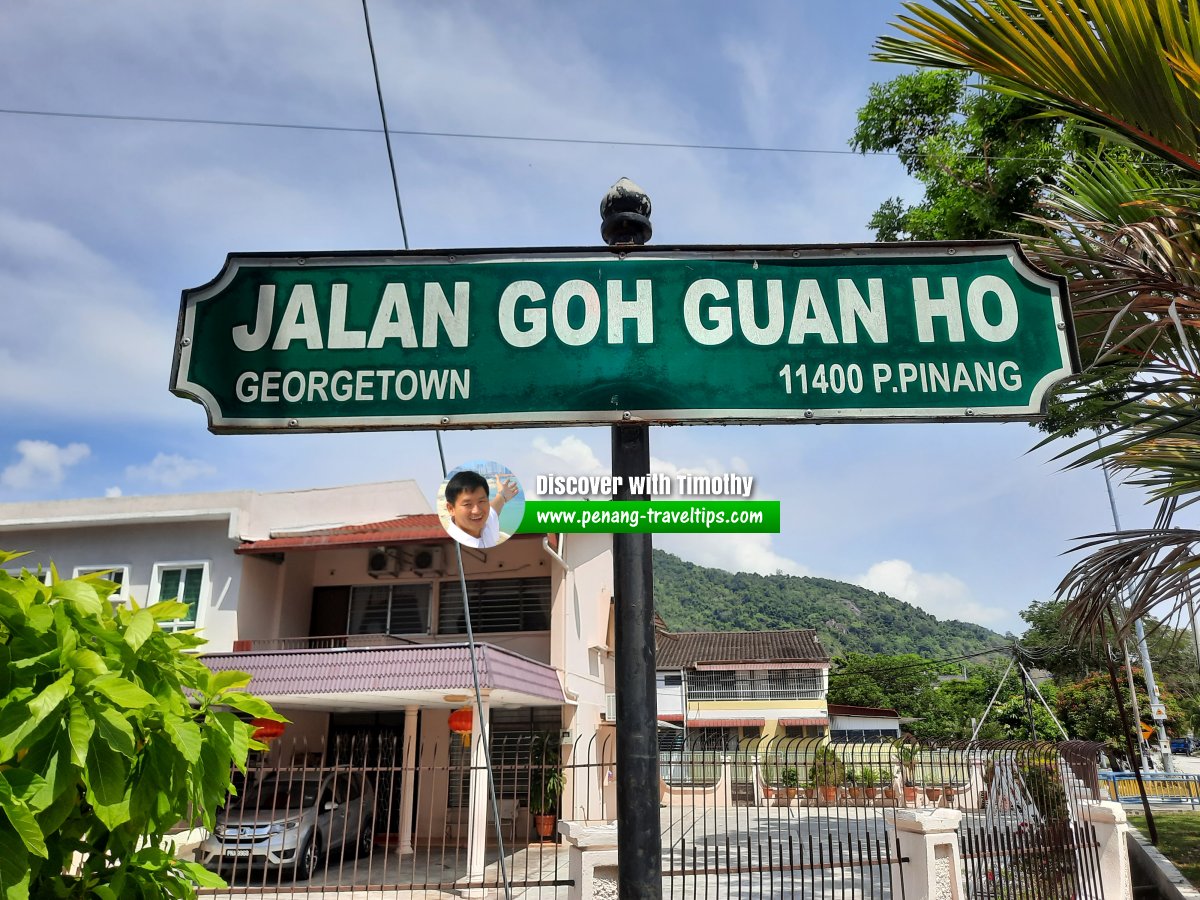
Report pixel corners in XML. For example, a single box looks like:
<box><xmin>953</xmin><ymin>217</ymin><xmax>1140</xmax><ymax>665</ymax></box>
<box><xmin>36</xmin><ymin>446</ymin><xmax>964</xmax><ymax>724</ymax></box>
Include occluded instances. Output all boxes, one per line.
<box><xmin>84</xmin><ymin>741</ymin><xmax>130</xmax><ymax>830</ymax></box>
<box><xmin>146</xmin><ymin>601</ymin><xmax>189</xmax><ymax>622</ymax></box>
<box><xmin>164</xmin><ymin>718</ymin><xmax>202</xmax><ymax>764</ymax></box>
<box><xmin>0</xmin><ymin>778</ymin><xmax>46</xmax><ymax>859</ymax></box>
<box><xmin>0</xmin><ymin>820</ymin><xmax>30</xmax><ymax>900</ymax></box>
<box><xmin>94</xmin><ymin>708</ymin><xmax>136</xmax><ymax>758</ymax></box>
<box><xmin>213</xmin><ymin>712</ymin><xmax>249</xmax><ymax>773</ymax></box>
<box><xmin>209</xmin><ymin>670</ymin><xmax>251</xmax><ymax>694</ymax></box>
<box><xmin>9</xmin><ymin>650</ymin><xmax>56</xmax><ymax>671</ymax></box>
<box><xmin>67</xmin><ymin>699</ymin><xmax>95</xmax><ymax>768</ymax></box>
<box><xmin>123</xmin><ymin>610</ymin><xmax>154</xmax><ymax>652</ymax></box>
<box><xmin>1</xmin><ymin>771</ymin><xmax>50</xmax><ymax>815</ymax></box>
<box><xmin>52</xmin><ymin>580</ymin><xmax>102</xmax><ymax>617</ymax></box>
<box><xmin>90</xmin><ymin>674</ymin><xmax>156</xmax><ymax>710</ymax></box>
<box><xmin>177</xmin><ymin>859</ymin><xmax>225</xmax><ymax>888</ymax></box>
<box><xmin>65</xmin><ymin>648</ymin><xmax>108</xmax><ymax>677</ymax></box>
<box><xmin>217</xmin><ymin>692</ymin><xmax>277</xmax><ymax>720</ymax></box>
<box><xmin>27</xmin><ymin>673</ymin><xmax>72</xmax><ymax>726</ymax></box>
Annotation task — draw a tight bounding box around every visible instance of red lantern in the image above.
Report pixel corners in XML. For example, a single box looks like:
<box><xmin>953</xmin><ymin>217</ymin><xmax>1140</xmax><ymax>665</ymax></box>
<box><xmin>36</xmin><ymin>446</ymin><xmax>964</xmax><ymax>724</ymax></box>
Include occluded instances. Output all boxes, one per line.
<box><xmin>448</xmin><ymin>707</ymin><xmax>473</xmax><ymax>746</ymax></box>
<box><xmin>251</xmin><ymin>718</ymin><xmax>285</xmax><ymax>742</ymax></box>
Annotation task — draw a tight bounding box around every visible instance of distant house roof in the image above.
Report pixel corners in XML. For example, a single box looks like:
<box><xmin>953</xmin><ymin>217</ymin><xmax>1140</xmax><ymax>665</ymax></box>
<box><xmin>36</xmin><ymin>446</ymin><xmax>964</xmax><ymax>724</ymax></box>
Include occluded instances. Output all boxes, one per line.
<box><xmin>655</xmin><ymin>630</ymin><xmax>828</xmax><ymax>668</ymax></box>
<box><xmin>828</xmin><ymin>704</ymin><xmax>900</xmax><ymax>719</ymax></box>
<box><xmin>237</xmin><ymin>515</ymin><xmax>553</xmax><ymax>555</ymax></box>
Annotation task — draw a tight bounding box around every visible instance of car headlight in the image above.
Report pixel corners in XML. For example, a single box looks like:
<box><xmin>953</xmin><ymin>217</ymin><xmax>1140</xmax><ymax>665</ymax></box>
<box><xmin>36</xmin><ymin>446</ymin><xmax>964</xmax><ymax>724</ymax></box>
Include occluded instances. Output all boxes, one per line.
<box><xmin>268</xmin><ymin>821</ymin><xmax>300</xmax><ymax>834</ymax></box>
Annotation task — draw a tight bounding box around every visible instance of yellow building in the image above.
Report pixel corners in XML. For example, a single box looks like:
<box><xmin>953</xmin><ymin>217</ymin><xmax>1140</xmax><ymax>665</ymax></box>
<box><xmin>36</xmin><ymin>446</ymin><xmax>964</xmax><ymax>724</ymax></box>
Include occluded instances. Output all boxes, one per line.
<box><xmin>654</xmin><ymin>628</ymin><xmax>830</xmax><ymax>748</ymax></box>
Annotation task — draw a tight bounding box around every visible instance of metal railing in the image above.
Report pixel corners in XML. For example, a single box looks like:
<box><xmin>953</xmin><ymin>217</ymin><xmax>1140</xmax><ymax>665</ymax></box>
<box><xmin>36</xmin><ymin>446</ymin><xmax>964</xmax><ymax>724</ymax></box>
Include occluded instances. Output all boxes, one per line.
<box><xmin>686</xmin><ymin>670</ymin><xmax>823</xmax><ymax>701</ymax></box>
<box><xmin>229</xmin><ymin>634</ymin><xmax>419</xmax><ymax>652</ymax></box>
<box><xmin>1099</xmin><ymin>770</ymin><xmax>1200</xmax><ymax>809</ymax></box>
<box><xmin>188</xmin><ymin>733</ymin><xmax>1104</xmax><ymax>899</ymax></box>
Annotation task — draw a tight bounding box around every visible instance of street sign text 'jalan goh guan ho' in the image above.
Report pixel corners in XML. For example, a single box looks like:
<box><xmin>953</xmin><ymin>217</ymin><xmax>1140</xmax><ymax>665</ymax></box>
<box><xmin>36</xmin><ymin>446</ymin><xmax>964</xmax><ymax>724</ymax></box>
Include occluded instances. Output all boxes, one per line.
<box><xmin>171</xmin><ymin>243</ymin><xmax>1076</xmax><ymax>432</ymax></box>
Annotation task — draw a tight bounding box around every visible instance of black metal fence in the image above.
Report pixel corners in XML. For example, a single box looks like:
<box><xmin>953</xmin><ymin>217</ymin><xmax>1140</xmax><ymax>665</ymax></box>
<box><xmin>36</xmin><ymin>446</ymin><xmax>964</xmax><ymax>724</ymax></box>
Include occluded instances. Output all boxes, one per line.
<box><xmin>190</xmin><ymin>733</ymin><xmax>1105</xmax><ymax>899</ymax></box>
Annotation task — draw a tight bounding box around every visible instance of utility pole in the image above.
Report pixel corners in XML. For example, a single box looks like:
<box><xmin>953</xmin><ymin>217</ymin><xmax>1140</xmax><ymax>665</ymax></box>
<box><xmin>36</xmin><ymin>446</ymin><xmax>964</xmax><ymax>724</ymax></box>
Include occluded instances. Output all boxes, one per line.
<box><xmin>602</xmin><ymin>177</ymin><xmax>663</xmax><ymax>900</ymax></box>
<box><xmin>1098</xmin><ymin>439</ymin><xmax>1174</xmax><ymax>772</ymax></box>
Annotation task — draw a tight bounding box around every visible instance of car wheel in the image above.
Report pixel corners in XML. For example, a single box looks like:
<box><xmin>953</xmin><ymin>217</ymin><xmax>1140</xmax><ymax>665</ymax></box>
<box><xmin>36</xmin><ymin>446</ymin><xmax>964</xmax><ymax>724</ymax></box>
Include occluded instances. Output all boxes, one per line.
<box><xmin>357</xmin><ymin>821</ymin><xmax>375</xmax><ymax>857</ymax></box>
<box><xmin>294</xmin><ymin>831</ymin><xmax>323</xmax><ymax>882</ymax></box>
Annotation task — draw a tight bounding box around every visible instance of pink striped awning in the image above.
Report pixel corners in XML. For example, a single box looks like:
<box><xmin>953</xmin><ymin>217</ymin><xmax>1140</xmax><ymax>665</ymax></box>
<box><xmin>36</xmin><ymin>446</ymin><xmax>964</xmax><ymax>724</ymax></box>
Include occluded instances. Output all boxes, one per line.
<box><xmin>202</xmin><ymin>642</ymin><xmax>564</xmax><ymax>704</ymax></box>
<box><xmin>657</xmin><ymin>716</ymin><xmax>765</xmax><ymax>727</ymax></box>
<box><xmin>779</xmin><ymin>717</ymin><xmax>829</xmax><ymax>727</ymax></box>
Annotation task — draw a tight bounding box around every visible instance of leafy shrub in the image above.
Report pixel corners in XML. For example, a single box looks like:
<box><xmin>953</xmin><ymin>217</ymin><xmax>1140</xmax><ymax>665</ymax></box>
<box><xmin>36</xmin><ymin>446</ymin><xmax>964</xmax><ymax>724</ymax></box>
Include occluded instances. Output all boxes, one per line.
<box><xmin>0</xmin><ymin>553</ymin><xmax>283</xmax><ymax>900</ymax></box>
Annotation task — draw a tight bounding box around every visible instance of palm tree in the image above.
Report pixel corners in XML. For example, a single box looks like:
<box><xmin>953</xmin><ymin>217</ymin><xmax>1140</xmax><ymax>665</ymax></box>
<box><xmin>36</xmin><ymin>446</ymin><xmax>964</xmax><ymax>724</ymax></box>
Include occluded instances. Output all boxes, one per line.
<box><xmin>873</xmin><ymin>0</ymin><xmax>1200</xmax><ymax>640</ymax></box>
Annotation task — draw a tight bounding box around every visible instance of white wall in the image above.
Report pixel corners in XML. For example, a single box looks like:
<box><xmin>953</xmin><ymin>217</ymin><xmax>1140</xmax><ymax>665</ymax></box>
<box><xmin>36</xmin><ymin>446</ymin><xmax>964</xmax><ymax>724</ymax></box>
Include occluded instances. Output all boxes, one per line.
<box><xmin>1</xmin><ymin>518</ymin><xmax>242</xmax><ymax>648</ymax></box>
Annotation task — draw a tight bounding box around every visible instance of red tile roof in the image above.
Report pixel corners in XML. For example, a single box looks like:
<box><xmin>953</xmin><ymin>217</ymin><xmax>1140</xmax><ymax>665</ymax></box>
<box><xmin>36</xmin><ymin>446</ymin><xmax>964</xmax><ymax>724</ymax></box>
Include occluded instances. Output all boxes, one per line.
<box><xmin>237</xmin><ymin>515</ymin><xmax>554</xmax><ymax>554</ymax></box>
<box><xmin>655</xmin><ymin>630</ymin><xmax>828</xmax><ymax>668</ymax></box>
<box><xmin>201</xmin><ymin>642</ymin><xmax>564</xmax><ymax>703</ymax></box>
<box><xmin>828</xmin><ymin>704</ymin><xmax>900</xmax><ymax>719</ymax></box>
<box><xmin>779</xmin><ymin>717</ymin><xmax>830</xmax><ymax>727</ymax></box>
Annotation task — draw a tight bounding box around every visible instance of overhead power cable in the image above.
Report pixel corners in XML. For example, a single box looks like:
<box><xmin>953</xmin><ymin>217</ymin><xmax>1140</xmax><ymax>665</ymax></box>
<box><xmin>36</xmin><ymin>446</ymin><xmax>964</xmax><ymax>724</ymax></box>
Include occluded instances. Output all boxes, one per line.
<box><xmin>0</xmin><ymin>105</ymin><xmax>878</xmax><ymax>155</ymax></box>
<box><xmin>827</xmin><ymin>645</ymin><xmax>1010</xmax><ymax>679</ymax></box>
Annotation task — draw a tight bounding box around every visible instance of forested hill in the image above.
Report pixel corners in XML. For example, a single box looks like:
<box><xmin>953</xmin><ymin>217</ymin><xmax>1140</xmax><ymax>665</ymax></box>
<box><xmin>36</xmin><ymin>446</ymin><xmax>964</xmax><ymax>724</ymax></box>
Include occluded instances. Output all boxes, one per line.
<box><xmin>652</xmin><ymin>550</ymin><xmax>1008</xmax><ymax>659</ymax></box>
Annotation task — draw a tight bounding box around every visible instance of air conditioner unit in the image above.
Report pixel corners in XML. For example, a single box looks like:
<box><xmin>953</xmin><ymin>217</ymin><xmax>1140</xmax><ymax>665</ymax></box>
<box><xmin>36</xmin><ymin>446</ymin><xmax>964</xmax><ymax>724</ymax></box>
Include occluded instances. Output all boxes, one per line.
<box><xmin>367</xmin><ymin>547</ymin><xmax>400</xmax><ymax>578</ymax></box>
<box><xmin>406</xmin><ymin>544</ymin><xmax>444</xmax><ymax>574</ymax></box>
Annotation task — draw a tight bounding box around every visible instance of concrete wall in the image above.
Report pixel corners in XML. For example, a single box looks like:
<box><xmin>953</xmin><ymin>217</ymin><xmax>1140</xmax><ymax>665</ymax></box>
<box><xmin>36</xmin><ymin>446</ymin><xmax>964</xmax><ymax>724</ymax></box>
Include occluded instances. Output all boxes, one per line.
<box><xmin>553</xmin><ymin>534</ymin><xmax>615</xmax><ymax>821</ymax></box>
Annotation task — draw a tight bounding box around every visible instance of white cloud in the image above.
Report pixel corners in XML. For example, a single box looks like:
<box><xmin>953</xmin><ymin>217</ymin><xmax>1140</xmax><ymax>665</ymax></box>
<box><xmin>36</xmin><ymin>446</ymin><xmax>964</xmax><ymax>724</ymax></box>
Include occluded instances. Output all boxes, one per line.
<box><xmin>104</xmin><ymin>486</ymin><xmax>123</xmax><ymax>498</ymax></box>
<box><xmin>659</xmin><ymin>532</ymin><xmax>810</xmax><ymax>578</ymax></box>
<box><xmin>124</xmin><ymin>453</ymin><xmax>216</xmax><ymax>488</ymax></box>
<box><xmin>855</xmin><ymin>559</ymin><xmax>1009</xmax><ymax>626</ymax></box>
<box><xmin>1</xmin><ymin>440</ymin><xmax>90</xmax><ymax>490</ymax></box>
<box><xmin>530</xmin><ymin>436</ymin><xmax>606</xmax><ymax>482</ymax></box>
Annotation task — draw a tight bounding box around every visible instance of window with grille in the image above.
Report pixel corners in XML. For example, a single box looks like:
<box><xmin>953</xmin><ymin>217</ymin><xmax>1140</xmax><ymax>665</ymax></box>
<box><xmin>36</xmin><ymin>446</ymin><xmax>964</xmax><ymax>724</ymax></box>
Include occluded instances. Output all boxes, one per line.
<box><xmin>688</xmin><ymin>668</ymin><xmax>823</xmax><ymax>700</ymax></box>
<box><xmin>150</xmin><ymin>562</ymin><xmax>207</xmax><ymax>631</ymax></box>
<box><xmin>830</xmin><ymin>728</ymin><xmax>898</xmax><ymax>742</ymax></box>
<box><xmin>437</xmin><ymin>577</ymin><xmax>550</xmax><ymax>635</ymax></box>
<box><xmin>448</xmin><ymin>707</ymin><xmax>561</xmax><ymax>807</ymax></box>
<box><xmin>347</xmin><ymin>584</ymin><xmax>431</xmax><ymax>635</ymax></box>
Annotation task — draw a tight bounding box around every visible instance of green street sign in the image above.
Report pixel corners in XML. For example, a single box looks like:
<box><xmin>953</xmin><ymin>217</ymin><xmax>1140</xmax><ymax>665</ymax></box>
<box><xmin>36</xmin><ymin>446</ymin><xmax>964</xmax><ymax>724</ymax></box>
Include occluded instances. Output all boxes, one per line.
<box><xmin>171</xmin><ymin>242</ymin><xmax>1076</xmax><ymax>433</ymax></box>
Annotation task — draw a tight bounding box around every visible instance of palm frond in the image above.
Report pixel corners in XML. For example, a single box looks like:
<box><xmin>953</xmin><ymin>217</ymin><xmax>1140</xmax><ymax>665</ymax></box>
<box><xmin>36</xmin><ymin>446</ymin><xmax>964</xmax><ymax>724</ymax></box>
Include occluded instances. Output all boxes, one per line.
<box><xmin>1058</xmin><ymin>527</ymin><xmax>1200</xmax><ymax>639</ymax></box>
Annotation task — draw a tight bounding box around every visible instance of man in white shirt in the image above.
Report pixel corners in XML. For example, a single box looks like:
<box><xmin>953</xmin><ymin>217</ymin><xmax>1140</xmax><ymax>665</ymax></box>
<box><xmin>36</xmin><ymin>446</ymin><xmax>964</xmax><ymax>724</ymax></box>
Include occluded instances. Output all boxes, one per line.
<box><xmin>443</xmin><ymin>470</ymin><xmax>519</xmax><ymax>549</ymax></box>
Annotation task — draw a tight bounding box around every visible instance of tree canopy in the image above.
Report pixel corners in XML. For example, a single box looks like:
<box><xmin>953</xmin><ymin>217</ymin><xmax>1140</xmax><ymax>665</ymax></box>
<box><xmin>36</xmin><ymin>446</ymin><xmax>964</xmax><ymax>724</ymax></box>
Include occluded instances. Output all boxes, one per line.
<box><xmin>850</xmin><ymin>69</ymin><xmax>1065</xmax><ymax>241</ymax></box>
<box><xmin>869</xmin><ymin>0</ymin><xmax>1200</xmax><ymax>644</ymax></box>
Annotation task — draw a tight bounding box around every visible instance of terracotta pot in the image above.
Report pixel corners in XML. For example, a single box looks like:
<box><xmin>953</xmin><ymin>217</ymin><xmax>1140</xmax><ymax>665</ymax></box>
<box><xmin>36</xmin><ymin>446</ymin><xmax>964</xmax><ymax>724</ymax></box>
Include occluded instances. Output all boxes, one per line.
<box><xmin>883</xmin><ymin>787</ymin><xmax>896</xmax><ymax>800</ymax></box>
<box><xmin>804</xmin><ymin>787</ymin><xmax>816</xmax><ymax>800</ymax></box>
<box><xmin>762</xmin><ymin>787</ymin><xmax>775</xmax><ymax>800</ymax></box>
<box><xmin>820</xmin><ymin>786</ymin><xmax>838</xmax><ymax>803</ymax></box>
<box><xmin>534</xmin><ymin>814</ymin><xmax>557</xmax><ymax>841</ymax></box>
<box><xmin>903</xmin><ymin>787</ymin><xmax>917</xmax><ymax>803</ymax></box>
<box><xmin>850</xmin><ymin>787</ymin><xmax>865</xmax><ymax>801</ymax></box>
<box><xmin>785</xmin><ymin>787</ymin><xmax>799</xmax><ymax>801</ymax></box>
<box><xmin>925</xmin><ymin>788</ymin><xmax>942</xmax><ymax>802</ymax></box>
<box><xmin>865</xmin><ymin>787</ymin><xmax>878</xmax><ymax>800</ymax></box>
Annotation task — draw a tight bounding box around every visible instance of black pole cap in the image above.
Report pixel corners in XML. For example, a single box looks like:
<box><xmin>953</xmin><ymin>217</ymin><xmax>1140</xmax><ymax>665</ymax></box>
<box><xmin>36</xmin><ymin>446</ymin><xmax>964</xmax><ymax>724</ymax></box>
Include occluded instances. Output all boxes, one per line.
<box><xmin>600</xmin><ymin>177</ymin><xmax>652</xmax><ymax>246</ymax></box>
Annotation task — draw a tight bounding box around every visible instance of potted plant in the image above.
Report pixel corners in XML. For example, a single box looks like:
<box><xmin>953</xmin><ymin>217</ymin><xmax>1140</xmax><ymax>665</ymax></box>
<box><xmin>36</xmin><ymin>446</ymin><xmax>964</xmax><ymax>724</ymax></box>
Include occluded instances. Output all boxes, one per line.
<box><xmin>925</xmin><ymin>786</ymin><xmax>942</xmax><ymax>803</ymax></box>
<box><xmin>808</xmin><ymin>746</ymin><xmax>846</xmax><ymax>804</ymax></box>
<box><xmin>781</xmin><ymin>767</ymin><xmax>801</xmax><ymax>801</ymax></box>
<box><xmin>860</xmin><ymin>767</ymin><xmax>879</xmax><ymax>800</ymax></box>
<box><xmin>898</xmin><ymin>744</ymin><xmax>919</xmax><ymax>803</ymax></box>
<box><xmin>847</xmin><ymin>769</ymin><xmax>865</xmax><ymax>801</ymax></box>
<box><xmin>528</xmin><ymin>732</ymin><xmax>564</xmax><ymax>841</ymax></box>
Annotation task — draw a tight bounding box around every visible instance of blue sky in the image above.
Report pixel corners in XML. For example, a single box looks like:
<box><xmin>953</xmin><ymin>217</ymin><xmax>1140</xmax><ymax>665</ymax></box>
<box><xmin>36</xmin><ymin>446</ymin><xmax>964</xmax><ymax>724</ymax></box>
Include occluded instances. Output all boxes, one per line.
<box><xmin>0</xmin><ymin>1</ymin><xmax>1163</xmax><ymax>634</ymax></box>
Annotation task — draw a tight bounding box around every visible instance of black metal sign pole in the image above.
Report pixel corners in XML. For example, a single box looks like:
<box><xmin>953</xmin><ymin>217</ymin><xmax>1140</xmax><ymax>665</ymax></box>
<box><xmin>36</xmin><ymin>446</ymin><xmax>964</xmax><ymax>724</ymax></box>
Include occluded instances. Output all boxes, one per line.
<box><xmin>602</xmin><ymin>179</ymin><xmax>663</xmax><ymax>900</ymax></box>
